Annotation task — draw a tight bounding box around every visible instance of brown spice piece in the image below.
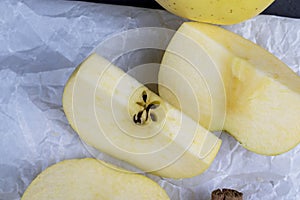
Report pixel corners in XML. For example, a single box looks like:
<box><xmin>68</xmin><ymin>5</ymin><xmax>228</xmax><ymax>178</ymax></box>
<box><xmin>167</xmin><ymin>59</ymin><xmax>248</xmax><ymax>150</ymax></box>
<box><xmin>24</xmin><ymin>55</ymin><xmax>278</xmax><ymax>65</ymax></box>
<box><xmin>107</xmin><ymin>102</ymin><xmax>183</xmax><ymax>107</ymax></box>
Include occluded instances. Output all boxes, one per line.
<box><xmin>211</xmin><ymin>189</ymin><xmax>225</xmax><ymax>200</ymax></box>
<box><xmin>211</xmin><ymin>188</ymin><xmax>243</xmax><ymax>200</ymax></box>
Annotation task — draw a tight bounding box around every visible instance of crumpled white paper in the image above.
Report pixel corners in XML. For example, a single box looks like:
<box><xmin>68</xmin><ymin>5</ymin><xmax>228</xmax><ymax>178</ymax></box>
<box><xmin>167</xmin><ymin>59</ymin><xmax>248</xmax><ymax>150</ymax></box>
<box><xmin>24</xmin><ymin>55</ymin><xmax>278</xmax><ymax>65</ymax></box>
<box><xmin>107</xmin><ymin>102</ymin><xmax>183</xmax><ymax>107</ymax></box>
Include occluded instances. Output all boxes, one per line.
<box><xmin>0</xmin><ymin>0</ymin><xmax>299</xmax><ymax>200</ymax></box>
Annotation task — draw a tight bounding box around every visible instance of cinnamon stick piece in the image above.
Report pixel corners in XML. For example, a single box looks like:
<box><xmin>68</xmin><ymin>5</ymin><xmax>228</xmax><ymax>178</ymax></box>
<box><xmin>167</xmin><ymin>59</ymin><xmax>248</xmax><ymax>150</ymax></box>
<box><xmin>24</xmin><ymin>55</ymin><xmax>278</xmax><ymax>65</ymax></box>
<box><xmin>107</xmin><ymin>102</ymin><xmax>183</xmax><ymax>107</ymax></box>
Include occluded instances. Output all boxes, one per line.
<box><xmin>211</xmin><ymin>189</ymin><xmax>225</xmax><ymax>200</ymax></box>
<box><xmin>211</xmin><ymin>188</ymin><xmax>243</xmax><ymax>200</ymax></box>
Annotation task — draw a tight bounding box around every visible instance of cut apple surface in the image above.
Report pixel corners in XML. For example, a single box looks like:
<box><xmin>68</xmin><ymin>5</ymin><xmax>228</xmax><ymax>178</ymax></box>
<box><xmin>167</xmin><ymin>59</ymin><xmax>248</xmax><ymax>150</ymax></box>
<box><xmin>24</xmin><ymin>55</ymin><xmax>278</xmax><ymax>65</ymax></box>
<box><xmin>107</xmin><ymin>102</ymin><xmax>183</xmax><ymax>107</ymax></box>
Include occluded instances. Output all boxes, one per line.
<box><xmin>159</xmin><ymin>22</ymin><xmax>300</xmax><ymax>155</ymax></box>
<box><xmin>21</xmin><ymin>158</ymin><xmax>170</xmax><ymax>200</ymax></box>
<box><xmin>155</xmin><ymin>0</ymin><xmax>274</xmax><ymax>25</ymax></box>
<box><xmin>62</xmin><ymin>53</ymin><xmax>221</xmax><ymax>178</ymax></box>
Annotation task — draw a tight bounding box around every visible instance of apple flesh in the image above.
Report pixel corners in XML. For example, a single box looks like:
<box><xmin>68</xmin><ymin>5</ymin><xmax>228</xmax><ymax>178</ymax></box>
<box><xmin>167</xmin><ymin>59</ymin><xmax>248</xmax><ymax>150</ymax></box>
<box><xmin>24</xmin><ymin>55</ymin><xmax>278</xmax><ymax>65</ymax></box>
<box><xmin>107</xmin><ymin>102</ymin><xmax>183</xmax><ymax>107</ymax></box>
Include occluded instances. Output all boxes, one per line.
<box><xmin>159</xmin><ymin>22</ymin><xmax>300</xmax><ymax>155</ymax></box>
<box><xmin>62</xmin><ymin>53</ymin><xmax>221</xmax><ymax>178</ymax></box>
<box><xmin>155</xmin><ymin>0</ymin><xmax>274</xmax><ymax>25</ymax></box>
<box><xmin>21</xmin><ymin>158</ymin><xmax>170</xmax><ymax>200</ymax></box>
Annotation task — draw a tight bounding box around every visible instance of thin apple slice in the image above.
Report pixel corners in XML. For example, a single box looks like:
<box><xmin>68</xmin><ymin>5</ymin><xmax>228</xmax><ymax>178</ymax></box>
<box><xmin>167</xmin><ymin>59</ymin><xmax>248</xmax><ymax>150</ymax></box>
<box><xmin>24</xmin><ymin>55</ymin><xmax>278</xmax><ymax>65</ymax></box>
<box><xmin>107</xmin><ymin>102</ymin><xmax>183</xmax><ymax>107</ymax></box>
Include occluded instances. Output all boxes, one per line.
<box><xmin>159</xmin><ymin>22</ymin><xmax>300</xmax><ymax>155</ymax></box>
<box><xmin>21</xmin><ymin>158</ymin><xmax>170</xmax><ymax>200</ymax></box>
<box><xmin>63</xmin><ymin>53</ymin><xmax>221</xmax><ymax>178</ymax></box>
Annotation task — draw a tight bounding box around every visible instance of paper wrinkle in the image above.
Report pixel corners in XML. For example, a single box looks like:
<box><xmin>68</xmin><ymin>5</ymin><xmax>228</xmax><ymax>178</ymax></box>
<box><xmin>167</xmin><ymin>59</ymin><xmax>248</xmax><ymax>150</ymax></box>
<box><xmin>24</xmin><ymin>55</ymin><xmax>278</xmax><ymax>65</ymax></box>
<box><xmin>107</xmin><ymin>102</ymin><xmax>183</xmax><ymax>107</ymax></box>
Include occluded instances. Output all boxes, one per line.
<box><xmin>0</xmin><ymin>0</ymin><xmax>299</xmax><ymax>200</ymax></box>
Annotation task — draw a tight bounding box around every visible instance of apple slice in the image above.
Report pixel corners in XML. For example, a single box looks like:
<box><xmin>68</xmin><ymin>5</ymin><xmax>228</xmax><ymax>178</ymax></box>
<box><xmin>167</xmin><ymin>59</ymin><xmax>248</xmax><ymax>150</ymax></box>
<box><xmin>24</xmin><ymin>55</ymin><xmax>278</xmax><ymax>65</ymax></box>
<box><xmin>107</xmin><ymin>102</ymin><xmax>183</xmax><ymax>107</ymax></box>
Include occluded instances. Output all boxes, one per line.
<box><xmin>155</xmin><ymin>0</ymin><xmax>274</xmax><ymax>25</ymax></box>
<box><xmin>62</xmin><ymin>53</ymin><xmax>221</xmax><ymax>178</ymax></box>
<box><xmin>158</xmin><ymin>22</ymin><xmax>300</xmax><ymax>155</ymax></box>
<box><xmin>21</xmin><ymin>158</ymin><xmax>170</xmax><ymax>200</ymax></box>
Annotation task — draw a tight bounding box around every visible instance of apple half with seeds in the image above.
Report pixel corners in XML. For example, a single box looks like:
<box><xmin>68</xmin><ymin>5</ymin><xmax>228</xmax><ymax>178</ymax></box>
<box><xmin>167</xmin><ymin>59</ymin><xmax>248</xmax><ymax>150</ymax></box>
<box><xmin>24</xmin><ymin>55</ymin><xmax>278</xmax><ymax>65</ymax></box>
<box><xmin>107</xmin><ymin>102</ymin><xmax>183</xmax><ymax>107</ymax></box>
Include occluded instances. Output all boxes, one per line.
<box><xmin>62</xmin><ymin>53</ymin><xmax>221</xmax><ymax>179</ymax></box>
<box><xmin>21</xmin><ymin>158</ymin><xmax>170</xmax><ymax>200</ymax></box>
<box><xmin>159</xmin><ymin>22</ymin><xmax>300</xmax><ymax>155</ymax></box>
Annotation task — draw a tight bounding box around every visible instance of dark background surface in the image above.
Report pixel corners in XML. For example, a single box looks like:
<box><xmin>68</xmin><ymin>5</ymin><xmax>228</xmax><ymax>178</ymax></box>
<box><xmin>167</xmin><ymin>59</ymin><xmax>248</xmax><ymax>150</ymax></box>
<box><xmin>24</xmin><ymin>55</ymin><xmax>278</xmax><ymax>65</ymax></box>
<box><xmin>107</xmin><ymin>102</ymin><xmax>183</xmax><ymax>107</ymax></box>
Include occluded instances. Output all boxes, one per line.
<box><xmin>76</xmin><ymin>0</ymin><xmax>300</xmax><ymax>18</ymax></box>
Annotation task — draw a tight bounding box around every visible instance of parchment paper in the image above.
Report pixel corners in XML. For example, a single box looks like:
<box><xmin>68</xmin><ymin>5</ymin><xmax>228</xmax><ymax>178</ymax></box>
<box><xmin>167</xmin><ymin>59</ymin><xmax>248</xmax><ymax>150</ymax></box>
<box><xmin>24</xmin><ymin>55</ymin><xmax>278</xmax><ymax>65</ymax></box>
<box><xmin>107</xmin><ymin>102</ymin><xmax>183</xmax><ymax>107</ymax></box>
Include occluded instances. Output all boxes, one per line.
<box><xmin>0</xmin><ymin>0</ymin><xmax>299</xmax><ymax>199</ymax></box>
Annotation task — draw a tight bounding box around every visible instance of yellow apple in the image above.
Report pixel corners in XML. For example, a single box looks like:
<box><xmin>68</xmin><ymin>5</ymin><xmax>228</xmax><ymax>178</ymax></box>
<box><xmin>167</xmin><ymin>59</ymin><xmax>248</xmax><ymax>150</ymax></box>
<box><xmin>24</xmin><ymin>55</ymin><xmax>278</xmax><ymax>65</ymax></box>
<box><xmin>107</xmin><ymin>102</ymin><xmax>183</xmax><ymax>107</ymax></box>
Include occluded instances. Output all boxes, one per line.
<box><xmin>62</xmin><ymin>53</ymin><xmax>221</xmax><ymax>178</ymax></box>
<box><xmin>155</xmin><ymin>0</ymin><xmax>274</xmax><ymax>25</ymax></box>
<box><xmin>159</xmin><ymin>22</ymin><xmax>300</xmax><ymax>155</ymax></box>
<box><xmin>21</xmin><ymin>158</ymin><xmax>170</xmax><ymax>200</ymax></box>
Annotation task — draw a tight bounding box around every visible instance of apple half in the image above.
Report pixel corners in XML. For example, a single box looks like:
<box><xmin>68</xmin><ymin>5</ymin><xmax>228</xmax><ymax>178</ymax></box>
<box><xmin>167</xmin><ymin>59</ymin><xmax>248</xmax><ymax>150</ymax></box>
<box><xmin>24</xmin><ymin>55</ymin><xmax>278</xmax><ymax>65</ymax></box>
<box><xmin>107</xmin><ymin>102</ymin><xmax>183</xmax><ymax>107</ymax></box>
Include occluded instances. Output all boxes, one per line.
<box><xmin>158</xmin><ymin>22</ymin><xmax>300</xmax><ymax>155</ymax></box>
<box><xmin>62</xmin><ymin>53</ymin><xmax>221</xmax><ymax>179</ymax></box>
<box><xmin>155</xmin><ymin>0</ymin><xmax>274</xmax><ymax>25</ymax></box>
<box><xmin>21</xmin><ymin>158</ymin><xmax>170</xmax><ymax>200</ymax></box>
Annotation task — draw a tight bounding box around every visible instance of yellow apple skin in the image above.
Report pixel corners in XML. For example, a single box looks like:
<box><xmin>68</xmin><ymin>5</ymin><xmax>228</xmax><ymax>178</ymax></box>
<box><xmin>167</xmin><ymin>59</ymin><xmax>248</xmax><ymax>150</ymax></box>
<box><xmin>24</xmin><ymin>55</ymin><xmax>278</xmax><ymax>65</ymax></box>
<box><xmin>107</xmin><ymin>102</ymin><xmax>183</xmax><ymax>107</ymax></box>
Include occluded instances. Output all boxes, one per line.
<box><xmin>21</xmin><ymin>158</ymin><xmax>170</xmax><ymax>200</ymax></box>
<box><xmin>155</xmin><ymin>0</ymin><xmax>274</xmax><ymax>25</ymax></box>
<box><xmin>159</xmin><ymin>22</ymin><xmax>300</xmax><ymax>155</ymax></box>
<box><xmin>63</xmin><ymin>54</ymin><xmax>221</xmax><ymax>179</ymax></box>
